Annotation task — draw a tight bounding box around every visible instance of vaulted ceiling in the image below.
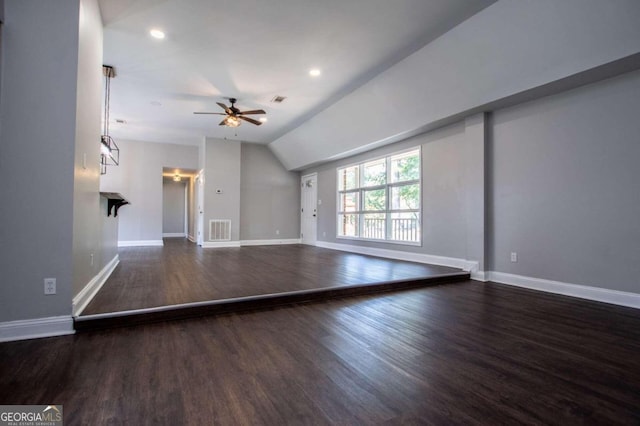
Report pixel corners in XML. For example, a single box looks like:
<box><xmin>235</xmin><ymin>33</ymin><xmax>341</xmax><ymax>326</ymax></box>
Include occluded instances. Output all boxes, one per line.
<box><xmin>99</xmin><ymin>0</ymin><xmax>496</xmax><ymax>146</ymax></box>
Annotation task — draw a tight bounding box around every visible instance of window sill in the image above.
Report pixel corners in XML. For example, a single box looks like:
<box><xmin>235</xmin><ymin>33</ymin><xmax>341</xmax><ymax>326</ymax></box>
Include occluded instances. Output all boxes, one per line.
<box><xmin>336</xmin><ymin>236</ymin><xmax>422</xmax><ymax>247</ymax></box>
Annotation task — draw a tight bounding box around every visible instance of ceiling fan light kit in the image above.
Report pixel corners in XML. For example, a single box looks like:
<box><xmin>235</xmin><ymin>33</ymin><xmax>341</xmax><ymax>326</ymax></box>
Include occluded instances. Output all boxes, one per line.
<box><xmin>194</xmin><ymin>97</ymin><xmax>266</xmax><ymax>128</ymax></box>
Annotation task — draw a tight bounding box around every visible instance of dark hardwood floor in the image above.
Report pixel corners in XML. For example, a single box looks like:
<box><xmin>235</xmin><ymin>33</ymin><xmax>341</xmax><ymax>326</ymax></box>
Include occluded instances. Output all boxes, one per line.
<box><xmin>3</xmin><ymin>281</ymin><xmax>640</xmax><ymax>424</ymax></box>
<box><xmin>81</xmin><ymin>239</ymin><xmax>464</xmax><ymax>315</ymax></box>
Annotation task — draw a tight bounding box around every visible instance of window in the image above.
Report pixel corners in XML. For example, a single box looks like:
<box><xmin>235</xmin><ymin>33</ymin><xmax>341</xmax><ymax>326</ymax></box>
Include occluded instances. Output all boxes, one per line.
<box><xmin>337</xmin><ymin>148</ymin><xmax>421</xmax><ymax>244</ymax></box>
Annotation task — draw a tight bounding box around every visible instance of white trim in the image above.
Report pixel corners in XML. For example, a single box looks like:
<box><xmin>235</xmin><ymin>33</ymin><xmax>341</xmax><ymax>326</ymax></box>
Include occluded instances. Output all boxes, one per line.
<box><xmin>488</xmin><ymin>271</ymin><xmax>640</xmax><ymax>309</ymax></box>
<box><xmin>118</xmin><ymin>240</ymin><xmax>164</xmax><ymax>247</ymax></box>
<box><xmin>241</xmin><ymin>239</ymin><xmax>302</xmax><ymax>246</ymax></box>
<box><xmin>72</xmin><ymin>255</ymin><xmax>119</xmax><ymax>316</ymax></box>
<box><xmin>471</xmin><ymin>270</ymin><xmax>488</xmax><ymax>282</ymax></box>
<box><xmin>162</xmin><ymin>233</ymin><xmax>186</xmax><ymax>238</ymax></box>
<box><xmin>202</xmin><ymin>241</ymin><xmax>241</xmax><ymax>248</ymax></box>
<box><xmin>316</xmin><ymin>241</ymin><xmax>478</xmax><ymax>272</ymax></box>
<box><xmin>187</xmin><ymin>234</ymin><xmax>196</xmax><ymax>243</ymax></box>
<box><xmin>0</xmin><ymin>316</ymin><xmax>74</xmax><ymax>342</ymax></box>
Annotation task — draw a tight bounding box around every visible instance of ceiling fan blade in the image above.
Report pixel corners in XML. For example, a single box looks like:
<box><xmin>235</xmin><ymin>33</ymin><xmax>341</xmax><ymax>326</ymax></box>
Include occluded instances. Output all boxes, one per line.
<box><xmin>217</xmin><ymin>102</ymin><xmax>232</xmax><ymax>114</ymax></box>
<box><xmin>238</xmin><ymin>109</ymin><xmax>266</xmax><ymax>115</ymax></box>
<box><xmin>239</xmin><ymin>116</ymin><xmax>262</xmax><ymax>126</ymax></box>
<box><xmin>194</xmin><ymin>112</ymin><xmax>226</xmax><ymax>115</ymax></box>
<box><xmin>218</xmin><ymin>119</ymin><xmax>228</xmax><ymax>126</ymax></box>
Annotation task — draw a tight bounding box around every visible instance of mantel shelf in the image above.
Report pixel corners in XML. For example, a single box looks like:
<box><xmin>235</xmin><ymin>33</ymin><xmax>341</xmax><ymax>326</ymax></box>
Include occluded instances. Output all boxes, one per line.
<box><xmin>100</xmin><ymin>192</ymin><xmax>130</xmax><ymax>217</ymax></box>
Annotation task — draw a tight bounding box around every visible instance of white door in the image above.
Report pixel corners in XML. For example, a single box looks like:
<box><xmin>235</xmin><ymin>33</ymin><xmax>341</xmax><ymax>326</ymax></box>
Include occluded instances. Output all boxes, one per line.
<box><xmin>300</xmin><ymin>173</ymin><xmax>318</xmax><ymax>245</ymax></box>
<box><xmin>195</xmin><ymin>171</ymin><xmax>205</xmax><ymax>246</ymax></box>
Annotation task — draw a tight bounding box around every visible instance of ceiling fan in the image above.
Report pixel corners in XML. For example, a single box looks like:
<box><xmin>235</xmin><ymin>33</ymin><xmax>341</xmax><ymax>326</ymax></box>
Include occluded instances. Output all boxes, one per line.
<box><xmin>194</xmin><ymin>98</ymin><xmax>266</xmax><ymax>127</ymax></box>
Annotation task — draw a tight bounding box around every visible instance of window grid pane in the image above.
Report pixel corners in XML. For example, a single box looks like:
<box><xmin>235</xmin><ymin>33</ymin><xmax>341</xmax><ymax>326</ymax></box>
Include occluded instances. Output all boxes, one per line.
<box><xmin>390</xmin><ymin>213</ymin><xmax>420</xmax><ymax>242</ymax></box>
<box><xmin>362</xmin><ymin>213</ymin><xmax>386</xmax><ymax>240</ymax></box>
<box><xmin>391</xmin><ymin>150</ymin><xmax>420</xmax><ymax>183</ymax></box>
<box><xmin>339</xmin><ymin>191</ymin><xmax>359</xmax><ymax>213</ymax></box>
<box><xmin>390</xmin><ymin>183</ymin><xmax>420</xmax><ymax>210</ymax></box>
<box><xmin>338</xmin><ymin>166</ymin><xmax>359</xmax><ymax>191</ymax></box>
<box><xmin>363</xmin><ymin>188</ymin><xmax>386</xmax><ymax>211</ymax></box>
<box><xmin>338</xmin><ymin>214</ymin><xmax>359</xmax><ymax>237</ymax></box>
<box><xmin>363</xmin><ymin>158</ymin><xmax>386</xmax><ymax>187</ymax></box>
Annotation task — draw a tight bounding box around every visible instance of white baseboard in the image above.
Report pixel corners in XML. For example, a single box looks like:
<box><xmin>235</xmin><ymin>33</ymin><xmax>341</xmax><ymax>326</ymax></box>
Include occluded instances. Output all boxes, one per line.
<box><xmin>118</xmin><ymin>240</ymin><xmax>164</xmax><ymax>247</ymax></box>
<box><xmin>241</xmin><ymin>239</ymin><xmax>302</xmax><ymax>246</ymax></box>
<box><xmin>72</xmin><ymin>255</ymin><xmax>119</xmax><ymax>316</ymax></box>
<box><xmin>163</xmin><ymin>233</ymin><xmax>186</xmax><ymax>238</ymax></box>
<box><xmin>187</xmin><ymin>234</ymin><xmax>196</xmax><ymax>243</ymax></box>
<box><xmin>202</xmin><ymin>241</ymin><xmax>241</xmax><ymax>248</ymax></box>
<box><xmin>315</xmin><ymin>241</ymin><xmax>478</xmax><ymax>273</ymax></box>
<box><xmin>472</xmin><ymin>270</ymin><xmax>489</xmax><ymax>282</ymax></box>
<box><xmin>0</xmin><ymin>316</ymin><xmax>74</xmax><ymax>342</ymax></box>
<box><xmin>488</xmin><ymin>271</ymin><xmax>640</xmax><ymax>309</ymax></box>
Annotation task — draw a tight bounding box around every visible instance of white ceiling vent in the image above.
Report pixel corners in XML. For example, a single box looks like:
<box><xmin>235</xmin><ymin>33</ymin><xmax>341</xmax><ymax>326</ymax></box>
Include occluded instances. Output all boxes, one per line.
<box><xmin>270</xmin><ymin>95</ymin><xmax>287</xmax><ymax>103</ymax></box>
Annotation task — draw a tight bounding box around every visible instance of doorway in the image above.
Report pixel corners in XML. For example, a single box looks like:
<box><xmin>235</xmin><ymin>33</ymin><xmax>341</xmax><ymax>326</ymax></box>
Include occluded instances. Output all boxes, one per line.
<box><xmin>162</xmin><ymin>177</ymin><xmax>187</xmax><ymax>237</ymax></box>
<box><xmin>300</xmin><ymin>173</ymin><xmax>318</xmax><ymax>245</ymax></box>
<box><xmin>162</xmin><ymin>168</ymin><xmax>198</xmax><ymax>242</ymax></box>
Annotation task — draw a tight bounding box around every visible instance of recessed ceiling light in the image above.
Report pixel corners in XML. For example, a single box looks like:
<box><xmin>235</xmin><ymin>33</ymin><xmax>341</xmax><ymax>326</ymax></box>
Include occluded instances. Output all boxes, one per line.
<box><xmin>150</xmin><ymin>29</ymin><xmax>165</xmax><ymax>39</ymax></box>
<box><xmin>309</xmin><ymin>68</ymin><xmax>321</xmax><ymax>77</ymax></box>
<box><xmin>259</xmin><ymin>117</ymin><xmax>268</xmax><ymax>123</ymax></box>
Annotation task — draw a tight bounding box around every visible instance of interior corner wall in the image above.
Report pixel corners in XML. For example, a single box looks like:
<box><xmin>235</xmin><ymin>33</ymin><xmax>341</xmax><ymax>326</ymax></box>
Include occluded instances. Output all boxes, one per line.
<box><xmin>72</xmin><ymin>0</ymin><xmax>108</xmax><ymax>298</ymax></box>
<box><xmin>0</xmin><ymin>0</ymin><xmax>80</xmax><ymax>322</ymax></box>
<box><xmin>100</xmin><ymin>139</ymin><xmax>198</xmax><ymax>243</ymax></box>
<box><xmin>489</xmin><ymin>69</ymin><xmax>640</xmax><ymax>294</ymax></box>
<box><xmin>240</xmin><ymin>143</ymin><xmax>300</xmax><ymax>240</ymax></box>
<box><xmin>203</xmin><ymin>138</ymin><xmax>241</xmax><ymax>242</ymax></box>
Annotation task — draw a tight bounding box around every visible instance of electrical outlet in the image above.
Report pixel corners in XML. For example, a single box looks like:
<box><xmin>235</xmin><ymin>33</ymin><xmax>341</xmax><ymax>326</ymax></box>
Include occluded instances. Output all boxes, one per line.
<box><xmin>276</xmin><ymin>230</ymin><xmax>280</xmax><ymax>235</ymax></box>
<box><xmin>510</xmin><ymin>252</ymin><xmax>518</xmax><ymax>263</ymax></box>
<box><xmin>44</xmin><ymin>278</ymin><xmax>56</xmax><ymax>295</ymax></box>
<box><xmin>90</xmin><ymin>253</ymin><xmax>94</xmax><ymax>266</ymax></box>
<box><xmin>322</xmin><ymin>231</ymin><xmax>326</xmax><ymax>237</ymax></box>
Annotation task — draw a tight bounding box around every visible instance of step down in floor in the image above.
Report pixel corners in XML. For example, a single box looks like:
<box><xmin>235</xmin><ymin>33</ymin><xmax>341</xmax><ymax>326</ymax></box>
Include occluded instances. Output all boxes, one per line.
<box><xmin>74</xmin><ymin>272</ymin><xmax>470</xmax><ymax>332</ymax></box>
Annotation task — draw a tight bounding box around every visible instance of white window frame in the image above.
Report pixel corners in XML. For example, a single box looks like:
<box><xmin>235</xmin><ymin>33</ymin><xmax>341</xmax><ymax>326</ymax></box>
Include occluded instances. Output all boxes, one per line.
<box><xmin>336</xmin><ymin>147</ymin><xmax>422</xmax><ymax>246</ymax></box>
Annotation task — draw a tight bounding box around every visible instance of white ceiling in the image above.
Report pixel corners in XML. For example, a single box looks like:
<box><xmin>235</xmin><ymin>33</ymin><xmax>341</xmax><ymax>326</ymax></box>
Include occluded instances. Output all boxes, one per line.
<box><xmin>99</xmin><ymin>0</ymin><xmax>496</xmax><ymax>146</ymax></box>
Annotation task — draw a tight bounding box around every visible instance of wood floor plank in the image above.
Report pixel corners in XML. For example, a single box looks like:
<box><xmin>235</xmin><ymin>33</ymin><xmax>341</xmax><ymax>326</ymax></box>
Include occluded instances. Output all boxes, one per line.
<box><xmin>3</xmin><ymin>281</ymin><xmax>640</xmax><ymax>424</ymax></box>
<box><xmin>81</xmin><ymin>239</ymin><xmax>464</xmax><ymax>315</ymax></box>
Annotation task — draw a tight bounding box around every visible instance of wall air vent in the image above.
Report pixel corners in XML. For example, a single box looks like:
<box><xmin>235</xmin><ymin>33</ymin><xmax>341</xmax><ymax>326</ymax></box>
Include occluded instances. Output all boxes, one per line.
<box><xmin>209</xmin><ymin>219</ymin><xmax>231</xmax><ymax>242</ymax></box>
<box><xmin>270</xmin><ymin>95</ymin><xmax>287</xmax><ymax>103</ymax></box>
<box><xmin>115</xmin><ymin>119</ymin><xmax>127</xmax><ymax>124</ymax></box>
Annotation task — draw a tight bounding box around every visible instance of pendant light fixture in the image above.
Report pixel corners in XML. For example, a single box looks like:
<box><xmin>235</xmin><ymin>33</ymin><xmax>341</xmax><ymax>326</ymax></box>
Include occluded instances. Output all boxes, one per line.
<box><xmin>101</xmin><ymin>65</ymin><xmax>120</xmax><ymax>175</ymax></box>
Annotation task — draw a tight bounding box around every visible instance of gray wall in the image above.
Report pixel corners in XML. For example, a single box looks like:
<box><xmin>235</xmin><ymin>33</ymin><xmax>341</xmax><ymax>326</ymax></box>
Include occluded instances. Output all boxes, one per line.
<box><xmin>163</xmin><ymin>178</ymin><xmax>186</xmax><ymax>235</ymax></box>
<box><xmin>489</xmin><ymin>69</ymin><xmax>640</xmax><ymax>293</ymax></box>
<box><xmin>0</xmin><ymin>0</ymin><xmax>79</xmax><ymax>321</ymax></box>
<box><xmin>240</xmin><ymin>143</ymin><xmax>300</xmax><ymax>240</ymax></box>
<box><xmin>72</xmin><ymin>0</ymin><xmax>110</xmax><ymax>297</ymax></box>
<box><xmin>304</xmin><ymin>121</ymin><xmax>473</xmax><ymax>259</ymax></box>
<box><xmin>306</xmin><ymin>69</ymin><xmax>640</xmax><ymax>296</ymax></box>
<box><xmin>100</xmin><ymin>197</ymin><xmax>119</xmax><ymax>268</ymax></box>
<box><xmin>203</xmin><ymin>138</ymin><xmax>241</xmax><ymax>241</ymax></box>
<box><xmin>100</xmin><ymin>139</ymin><xmax>199</xmax><ymax>243</ymax></box>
